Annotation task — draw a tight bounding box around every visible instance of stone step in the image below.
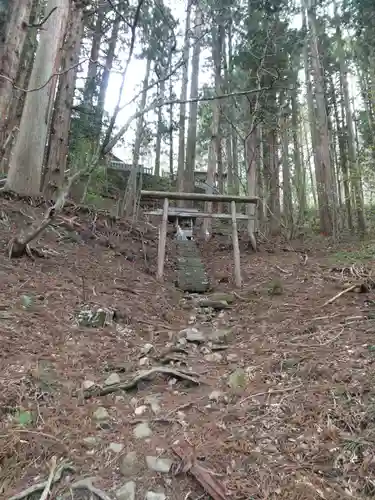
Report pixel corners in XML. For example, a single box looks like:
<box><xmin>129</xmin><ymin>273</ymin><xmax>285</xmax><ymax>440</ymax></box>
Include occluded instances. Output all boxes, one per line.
<box><xmin>176</xmin><ymin>240</ymin><xmax>209</xmax><ymax>293</ymax></box>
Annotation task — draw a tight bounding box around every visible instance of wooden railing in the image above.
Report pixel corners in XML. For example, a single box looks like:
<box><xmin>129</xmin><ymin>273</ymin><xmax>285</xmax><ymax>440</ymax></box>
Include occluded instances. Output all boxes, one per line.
<box><xmin>141</xmin><ymin>190</ymin><xmax>259</xmax><ymax>287</ymax></box>
<box><xmin>109</xmin><ymin>161</ymin><xmax>152</xmax><ymax>175</ymax></box>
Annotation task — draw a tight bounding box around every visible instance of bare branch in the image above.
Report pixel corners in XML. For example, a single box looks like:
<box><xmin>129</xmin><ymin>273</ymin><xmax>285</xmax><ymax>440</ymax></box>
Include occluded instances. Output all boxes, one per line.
<box><xmin>0</xmin><ymin>58</ymin><xmax>90</xmax><ymax>93</ymax></box>
<box><xmin>102</xmin><ymin>85</ymin><xmax>285</xmax><ymax>155</ymax></box>
<box><xmin>100</xmin><ymin>0</ymin><xmax>146</xmax><ymax>154</ymax></box>
<box><xmin>24</xmin><ymin>7</ymin><xmax>57</xmax><ymax>28</ymax></box>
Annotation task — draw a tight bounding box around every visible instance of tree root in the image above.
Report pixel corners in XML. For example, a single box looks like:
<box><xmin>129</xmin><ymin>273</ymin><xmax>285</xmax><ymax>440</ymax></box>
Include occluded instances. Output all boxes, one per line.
<box><xmin>8</xmin><ymin>462</ymin><xmax>75</xmax><ymax>500</ymax></box>
<box><xmin>84</xmin><ymin>366</ymin><xmax>202</xmax><ymax>399</ymax></box>
<box><xmin>6</xmin><ymin>167</ymin><xmax>82</xmax><ymax>258</ymax></box>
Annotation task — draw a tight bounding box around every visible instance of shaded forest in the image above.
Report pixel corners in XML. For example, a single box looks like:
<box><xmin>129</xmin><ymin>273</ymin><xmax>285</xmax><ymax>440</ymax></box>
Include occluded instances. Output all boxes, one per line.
<box><xmin>1</xmin><ymin>0</ymin><xmax>374</xmax><ymax>240</ymax></box>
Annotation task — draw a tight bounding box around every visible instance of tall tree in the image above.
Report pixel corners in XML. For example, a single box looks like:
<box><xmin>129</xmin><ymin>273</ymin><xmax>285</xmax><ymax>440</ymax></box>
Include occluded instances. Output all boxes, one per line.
<box><xmin>184</xmin><ymin>5</ymin><xmax>202</xmax><ymax>197</ymax></box>
<box><xmin>6</xmin><ymin>0</ymin><xmax>69</xmax><ymax>195</ymax></box>
<box><xmin>176</xmin><ymin>0</ymin><xmax>192</xmax><ymax>193</ymax></box>
<box><xmin>43</xmin><ymin>0</ymin><xmax>85</xmax><ymax>198</ymax></box>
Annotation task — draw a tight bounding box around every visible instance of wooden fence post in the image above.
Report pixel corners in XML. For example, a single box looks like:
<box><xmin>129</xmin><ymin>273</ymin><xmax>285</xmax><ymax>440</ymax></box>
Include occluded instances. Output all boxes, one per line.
<box><xmin>231</xmin><ymin>200</ymin><xmax>242</xmax><ymax>288</ymax></box>
<box><xmin>156</xmin><ymin>197</ymin><xmax>169</xmax><ymax>281</ymax></box>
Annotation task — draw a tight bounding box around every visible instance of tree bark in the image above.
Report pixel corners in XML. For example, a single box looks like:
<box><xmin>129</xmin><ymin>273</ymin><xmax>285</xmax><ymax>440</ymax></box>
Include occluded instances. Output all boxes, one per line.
<box><xmin>6</xmin><ymin>0</ymin><xmax>69</xmax><ymax>195</ymax></box>
<box><xmin>184</xmin><ymin>5</ymin><xmax>202</xmax><ymax>199</ymax></box>
<box><xmin>267</xmin><ymin>127</ymin><xmax>280</xmax><ymax>236</ymax></box>
<box><xmin>154</xmin><ymin>78</ymin><xmax>165</xmax><ymax>177</ymax></box>
<box><xmin>176</xmin><ymin>0</ymin><xmax>192</xmax><ymax>194</ymax></box>
<box><xmin>82</xmin><ymin>2</ymin><xmax>105</xmax><ymax>107</ymax></box>
<box><xmin>291</xmin><ymin>79</ymin><xmax>305</xmax><ymax>224</ymax></box>
<box><xmin>43</xmin><ymin>0</ymin><xmax>84</xmax><ymax>198</ymax></box>
<box><xmin>305</xmin><ymin>0</ymin><xmax>334</xmax><ymax>235</ymax></box>
<box><xmin>335</xmin><ymin>2</ymin><xmax>366</xmax><ymax>235</ymax></box>
<box><xmin>121</xmin><ymin>55</ymin><xmax>151</xmax><ymax>216</ymax></box>
<box><xmin>168</xmin><ymin>59</ymin><xmax>174</xmax><ymax>177</ymax></box>
<box><xmin>95</xmin><ymin>12</ymin><xmax>120</xmax><ymax>141</ymax></box>
<box><xmin>0</xmin><ymin>0</ymin><xmax>33</xmax><ymax>140</ymax></box>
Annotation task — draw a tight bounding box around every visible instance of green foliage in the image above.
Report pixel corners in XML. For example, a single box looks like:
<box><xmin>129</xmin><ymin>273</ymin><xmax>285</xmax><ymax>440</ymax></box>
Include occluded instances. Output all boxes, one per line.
<box><xmin>331</xmin><ymin>242</ymin><xmax>375</xmax><ymax>264</ymax></box>
<box><xmin>13</xmin><ymin>409</ymin><xmax>33</xmax><ymax>426</ymax></box>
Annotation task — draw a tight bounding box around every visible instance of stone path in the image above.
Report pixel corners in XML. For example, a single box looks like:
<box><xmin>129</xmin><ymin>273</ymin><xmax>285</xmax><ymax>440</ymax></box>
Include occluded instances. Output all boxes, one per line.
<box><xmin>175</xmin><ymin>240</ymin><xmax>209</xmax><ymax>293</ymax></box>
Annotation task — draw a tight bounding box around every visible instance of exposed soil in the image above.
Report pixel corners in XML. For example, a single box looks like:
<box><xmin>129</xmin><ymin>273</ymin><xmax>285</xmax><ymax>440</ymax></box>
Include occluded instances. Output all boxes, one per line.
<box><xmin>1</xmin><ymin>196</ymin><xmax>375</xmax><ymax>500</ymax></box>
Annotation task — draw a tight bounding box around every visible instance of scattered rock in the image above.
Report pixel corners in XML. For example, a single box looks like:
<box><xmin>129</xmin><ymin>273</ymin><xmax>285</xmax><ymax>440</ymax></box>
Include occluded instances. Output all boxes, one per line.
<box><xmin>76</xmin><ymin>306</ymin><xmax>115</xmax><ymax>327</ymax></box>
<box><xmin>198</xmin><ymin>299</ymin><xmax>229</xmax><ymax>310</ymax></box>
<box><xmin>93</xmin><ymin>406</ymin><xmax>109</xmax><ymax>421</ymax></box>
<box><xmin>104</xmin><ymin>372</ymin><xmax>121</xmax><ymax>386</ymax></box>
<box><xmin>82</xmin><ymin>380</ymin><xmax>95</xmax><ymax>390</ymax></box>
<box><xmin>178</xmin><ymin>327</ymin><xmax>205</xmax><ymax>343</ymax></box>
<box><xmin>115</xmin><ymin>395</ymin><xmax>125</xmax><ymax>403</ymax></box>
<box><xmin>145</xmin><ymin>492</ymin><xmax>166</xmax><ymax>500</ymax></box>
<box><xmin>116</xmin><ymin>480</ymin><xmax>136</xmax><ymax>500</ymax></box>
<box><xmin>227</xmin><ymin>353</ymin><xmax>238</xmax><ymax>361</ymax></box>
<box><xmin>146</xmin><ymin>456</ymin><xmax>173</xmax><ymax>473</ymax></box>
<box><xmin>120</xmin><ymin>451</ymin><xmax>138</xmax><ymax>476</ymax></box>
<box><xmin>108</xmin><ymin>442</ymin><xmax>124</xmax><ymax>453</ymax></box>
<box><xmin>82</xmin><ymin>436</ymin><xmax>98</xmax><ymax>448</ymax></box>
<box><xmin>145</xmin><ymin>394</ymin><xmax>161</xmax><ymax>414</ymax></box>
<box><xmin>139</xmin><ymin>357</ymin><xmax>149</xmax><ymax>366</ymax></box>
<box><xmin>209</xmin><ymin>328</ymin><xmax>232</xmax><ymax>343</ymax></box>
<box><xmin>133</xmin><ymin>422</ymin><xmax>152</xmax><ymax>439</ymax></box>
<box><xmin>228</xmin><ymin>368</ymin><xmax>247</xmax><ymax>390</ymax></box>
<box><xmin>209</xmin><ymin>390</ymin><xmax>224</xmax><ymax>402</ymax></box>
<box><xmin>134</xmin><ymin>405</ymin><xmax>147</xmax><ymax>415</ymax></box>
<box><xmin>204</xmin><ymin>352</ymin><xmax>223</xmax><ymax>362</ymax></box>
<box><xmin>208</xmin><ymin>292</ymin><xmax>235</xmax><ymax>304</ymax></box>
<box><xmin>142</xmin><ymin>343</ymin><xmax>154</xmax><ymax>354</ymax></box>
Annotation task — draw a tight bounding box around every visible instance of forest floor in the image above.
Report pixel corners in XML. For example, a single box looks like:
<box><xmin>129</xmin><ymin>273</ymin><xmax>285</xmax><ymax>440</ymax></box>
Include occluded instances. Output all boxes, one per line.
<box><xmin>1</xmin><ymin>195</ymin><xmax>375</xmax><ymax>500</ymax></box>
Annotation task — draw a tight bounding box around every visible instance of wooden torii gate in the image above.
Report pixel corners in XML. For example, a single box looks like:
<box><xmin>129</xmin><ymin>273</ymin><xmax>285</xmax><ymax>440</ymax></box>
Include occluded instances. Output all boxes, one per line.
<box><xmin>141</xmin><ymin>190</ymin><xmax>259</xmax><ymax>288</ymax></box>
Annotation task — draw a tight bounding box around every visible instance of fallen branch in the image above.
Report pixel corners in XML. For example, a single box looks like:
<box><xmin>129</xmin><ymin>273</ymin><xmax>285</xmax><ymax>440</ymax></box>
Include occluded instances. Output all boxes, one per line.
<box><xmin>6</xmin><ymin>168</ymin><xmax>82</xmax><ymax>258</ymax></box>
<box><xmin>9</xmin><ymin>462</ymin><xmax>74</xmax><ymax>500</ymax></box>
<box><xmin>172</xmin><ymin>443</ymin><xmax>229</xmax><ymax>500</ymax></box>
<box><xmin>71</xmin><ymin>477</ymin><xmax>114</xmax><ymax>500</ymax></box>
<box><xmin>84</xmin><ymin>367</ymin><xmax>202</xmax><ymax>399</ymax></box>
<box><xmin>323</xmin><ymin>285</ymin><xmax>357</xmax><ymax>306</ymax></box>
<box><xmin>39</xmin><ymin>456</ymin><xmax>57</xmax><ymax>500</ymax></box>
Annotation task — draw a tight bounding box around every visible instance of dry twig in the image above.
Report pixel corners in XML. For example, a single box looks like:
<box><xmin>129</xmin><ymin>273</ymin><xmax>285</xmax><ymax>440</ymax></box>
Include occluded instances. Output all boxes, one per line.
<box><xmin>8</xmin><ymin>462</ymin><xmax>74</xmax><ymax>500</ymax></box>
<box><xmin>172</xmin><ymin>443</ymin><xmax>229</xmax><ymax>500</ymax></box>
<box><xmin>84</xmin><ymin>366</ymin><xmax>202</xmax><ymax>398</ymax></box>
<box><xmin>39</xmin><ymin>456</ymin><xmax>57</xmax><ymax>500</ymax></box>
<box><xmin>323</xmin><ymin>285</ymin><xmax>357</xmax><ymax>306</ymax></box>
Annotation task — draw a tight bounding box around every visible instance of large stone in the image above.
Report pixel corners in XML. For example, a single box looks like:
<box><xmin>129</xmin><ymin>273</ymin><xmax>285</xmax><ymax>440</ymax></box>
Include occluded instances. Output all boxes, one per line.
<box><xmin>93</xmin><ymin>407</ymin><xmax>109</xmax><ymax>421</ymax></box>
<box><xmin>82</xmin><ymin>380</ymin><xmax>95</xmax><ymax>390</ymax></box>
<box><xmin>145</xmin><ymin>492</ymin><xmax>166</xmax><ymax>500</ymax></box>
<box><xmin>142</xmin><ymin>343</ymin><xmax>154</xmax><ymax>355</ymax></box>
<box><xmin>209</xmin><ymin>328</ymin><xmax>232</xmax><ymax>343</ymax></box>
<box><xmin>82</xmin><ymin>436</ymin><xmax>98</xmax><ymax>448</ymax></box>
<box><xmin>204</xmin><ymin>352</ymin><xmax>223</xmax><ymax>362</ymax></box>
<box><xmin>208</xmin><ymin>292</ymin><xmax>235</xmax><ymax>304</ymax></box>
<box><xmin>209</xmin><ymin>390</ymin><xmax>224</xmax><ymax>402</ymax></box>
<box><xmin>198</xmin><ymin>299</ymin><xmax>230</xmax><ymax>310</ymax></box>
<box><xmin>134</xmin><ymin>405</ymin><xmax>147</xmax><ymax>416</ymax></box>
<box><xmin>178</xmin><ymin>327</ymin><xmax>205</xmax><ymax>343</ymax></box>
<box><xmin>109</xmin><ymin>442</ymin><xmax>124</xmax><ymax>453</ymax></box>
<box><xmin>104</xmin><ymin>372</ymin><xmax>120</xmax><ymax>386</ymax></box>
<box><xmin>116</xmin><ymin>481</ymin><xmax>136</xmax><ymax>500</ymax></box>
<box><xmin>133</xmin><ymin>422</ymin><xmax>152</xmax><ymax>439</ymax></box>
<box><xmin>145</xmin><ymin>395</ymin><xmax>161</xmax><ymax>414</ymax></box>
<box><xmin>76</xmin><ymin>306</ymin><xmax>115</xmax><ymax>327</ymax></box>
<box><xmin>120</xmin><ymin>451</ymin><xmax>138</xmax><ymax>476</ymax></box>
<box><xmin>146</xmin><ymin>456</ymin><xmax>173</xmax><ymax>473</ymax></box>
